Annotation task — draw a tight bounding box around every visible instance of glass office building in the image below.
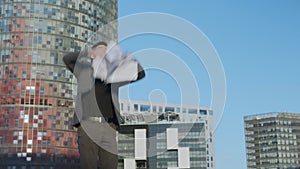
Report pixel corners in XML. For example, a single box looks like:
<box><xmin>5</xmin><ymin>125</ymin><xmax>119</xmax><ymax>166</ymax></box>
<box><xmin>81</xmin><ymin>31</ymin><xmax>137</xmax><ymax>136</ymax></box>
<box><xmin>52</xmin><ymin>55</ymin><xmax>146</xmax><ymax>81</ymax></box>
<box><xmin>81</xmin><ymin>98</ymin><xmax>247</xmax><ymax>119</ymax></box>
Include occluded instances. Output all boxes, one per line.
<box><xmin>118</xmin><ymin>100</ymin><xmax>215</xmax><ymax>169</ymax></box>
<box><xmin>0</xmin><ymin>0</ymin><xmax>117</xmax><ymax>168</ymax></box>
<box><xmin>244</xmin><ymin>112</ymin><xmax>300</xmax><ymax>169</ymax></box>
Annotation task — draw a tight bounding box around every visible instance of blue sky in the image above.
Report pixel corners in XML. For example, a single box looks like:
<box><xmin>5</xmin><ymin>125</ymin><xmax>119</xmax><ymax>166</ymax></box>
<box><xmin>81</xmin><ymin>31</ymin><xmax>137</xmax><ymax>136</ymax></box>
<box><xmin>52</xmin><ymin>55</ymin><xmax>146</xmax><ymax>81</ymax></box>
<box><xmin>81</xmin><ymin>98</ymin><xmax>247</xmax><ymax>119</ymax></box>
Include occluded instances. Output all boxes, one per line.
<box><xmin>118</xmin><ymin>1</ymin><xmax>300</xmax><ymax>169</ymax></box>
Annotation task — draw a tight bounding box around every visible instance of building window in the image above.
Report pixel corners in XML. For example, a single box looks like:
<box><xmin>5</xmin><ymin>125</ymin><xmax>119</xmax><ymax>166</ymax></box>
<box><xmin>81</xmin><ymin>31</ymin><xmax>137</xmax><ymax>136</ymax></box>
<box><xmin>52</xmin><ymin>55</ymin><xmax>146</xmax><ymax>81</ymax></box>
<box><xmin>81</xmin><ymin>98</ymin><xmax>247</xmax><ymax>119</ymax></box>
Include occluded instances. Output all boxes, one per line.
<box><xmin>26</xmin><ymin>86</ymin><xmax>35</xmax><ymax>95</ymax></box>
<box><xmin>188</xmin><ymin>108</ymin><xmax>197</xmax><ymax>114</ymax></box>
<box><xmin>199</xmin><ymin>109</ymin><xmax>207</xmax><ymax>115</ymax></box>
<box><xmin>136</xmin><ymin>161</ymin><xmax>146</xmax><ymax>168</ymax></box>
<box><xmin>40</xmin><ymin>86</ymin><xmax>44</xmax><ymax>95</ymax></box>
<box><xmin>140</xmin><ymin>105</ymin><xmax>150</xmax><ymax>112</ymax></box>
<box><xmin>0</xmin><ymin>136</ymin><xmax>3</xmax><ymax>144</ymax></box>
<box><xmin>152</xmin><ymin>106</ymin><xmax>157</xmax><ymax>112</ymax></box>
<box><xmin>159</xmin><ymin>106</ymin><xmax>163</xmax><ymax>112</ymax></box>
<box><xmin>165</xmin><ymin>106</ymin><xmax>174</xmax><ymax>113</ymax></box>
<box><xmin>22</xmin><ymin>71</ymin><xmax>26</xmax><ymax>78</ymax></box>
<box><xmin>15</xmin><ymin>119</ymin><xmax>19</xmax><ymax>127</ymax></box>
<box><xmin>21</xmin><ymin>98</ymin><xmax>24</xmax><ymax>104</ymax></box>
<box><xmin>134</xmin><ymin>104</ymin><xmax>138</xmax><ymax>111</ymax></box>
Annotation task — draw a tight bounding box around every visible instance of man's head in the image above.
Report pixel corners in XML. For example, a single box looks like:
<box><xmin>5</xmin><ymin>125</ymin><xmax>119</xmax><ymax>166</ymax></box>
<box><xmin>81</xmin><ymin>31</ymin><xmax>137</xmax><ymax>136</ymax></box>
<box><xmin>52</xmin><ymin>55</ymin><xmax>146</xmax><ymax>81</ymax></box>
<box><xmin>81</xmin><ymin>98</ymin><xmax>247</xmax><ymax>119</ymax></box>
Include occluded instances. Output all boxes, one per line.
<box><xmin>88</xmin><ymin>41</ymin><xmax>107</xmax><ymax>59</ymax></box>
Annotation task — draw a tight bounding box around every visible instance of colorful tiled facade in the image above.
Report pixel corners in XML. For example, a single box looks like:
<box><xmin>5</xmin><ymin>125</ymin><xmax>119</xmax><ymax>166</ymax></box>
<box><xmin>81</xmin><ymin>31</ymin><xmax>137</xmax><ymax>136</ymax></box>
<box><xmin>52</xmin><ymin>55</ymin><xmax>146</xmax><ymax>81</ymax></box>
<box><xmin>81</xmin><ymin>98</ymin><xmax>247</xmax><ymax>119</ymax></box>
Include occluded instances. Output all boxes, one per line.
<box><xmin>0</xmin><ymin>1</ymin><xmax>117</xmax><ymax>168</ymax></box>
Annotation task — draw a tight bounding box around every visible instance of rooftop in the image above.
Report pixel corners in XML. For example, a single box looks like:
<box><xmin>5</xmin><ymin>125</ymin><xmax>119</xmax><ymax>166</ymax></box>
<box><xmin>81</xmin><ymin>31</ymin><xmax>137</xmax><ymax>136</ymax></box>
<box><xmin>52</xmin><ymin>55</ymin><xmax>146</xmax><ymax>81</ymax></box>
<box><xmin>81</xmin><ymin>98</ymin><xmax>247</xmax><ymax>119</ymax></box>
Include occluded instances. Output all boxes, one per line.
<box><xmin>119</xmin><ymin>100</ymin><xmax>213</xmax><ymax>125</ymax></box>
<box><xmin>244</xmin><ymin>112</ymin><xmax>300</xmax><ymax>121</ymax></box>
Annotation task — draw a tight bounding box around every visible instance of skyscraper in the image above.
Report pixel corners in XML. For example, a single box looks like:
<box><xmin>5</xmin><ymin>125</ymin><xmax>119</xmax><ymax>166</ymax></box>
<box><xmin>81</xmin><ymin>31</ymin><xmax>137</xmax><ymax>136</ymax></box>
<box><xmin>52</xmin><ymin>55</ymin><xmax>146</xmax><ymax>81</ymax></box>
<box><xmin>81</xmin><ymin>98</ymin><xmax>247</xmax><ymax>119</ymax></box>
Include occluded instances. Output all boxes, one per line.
<box><xmin>118</xmin><ymin>100</ymin><xmax>215</xmax><ymax>169</ymax></box>
<box><xmin>244</xmin><ymin>112</ymin><xmax>300</xmax><ymax>169</ymax></box>
<box><xmin>0</xmin><ymin>1</ymin><xmax>117</xmax><ymax>168</ymax></box>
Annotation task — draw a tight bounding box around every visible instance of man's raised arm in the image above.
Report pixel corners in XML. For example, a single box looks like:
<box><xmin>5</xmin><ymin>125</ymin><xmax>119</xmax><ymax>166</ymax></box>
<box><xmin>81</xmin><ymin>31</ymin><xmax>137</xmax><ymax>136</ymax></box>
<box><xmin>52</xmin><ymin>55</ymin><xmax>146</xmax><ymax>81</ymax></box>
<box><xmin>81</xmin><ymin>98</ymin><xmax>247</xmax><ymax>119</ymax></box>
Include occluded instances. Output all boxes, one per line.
<box><xmin>62</xmin><ymin>52</ymin><xmax>80</xmax><ymax>73</ymax></box>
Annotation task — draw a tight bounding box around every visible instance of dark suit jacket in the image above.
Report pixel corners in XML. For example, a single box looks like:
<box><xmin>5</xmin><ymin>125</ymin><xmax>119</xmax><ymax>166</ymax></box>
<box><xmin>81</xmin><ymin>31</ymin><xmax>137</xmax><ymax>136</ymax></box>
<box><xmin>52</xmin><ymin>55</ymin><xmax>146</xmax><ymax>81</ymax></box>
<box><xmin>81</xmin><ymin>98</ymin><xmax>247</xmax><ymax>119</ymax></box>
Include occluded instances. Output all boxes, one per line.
<box><xmin>63</xmin><ymin>52</ymin><xmax>145</xmax><ymax>129</ymax></box>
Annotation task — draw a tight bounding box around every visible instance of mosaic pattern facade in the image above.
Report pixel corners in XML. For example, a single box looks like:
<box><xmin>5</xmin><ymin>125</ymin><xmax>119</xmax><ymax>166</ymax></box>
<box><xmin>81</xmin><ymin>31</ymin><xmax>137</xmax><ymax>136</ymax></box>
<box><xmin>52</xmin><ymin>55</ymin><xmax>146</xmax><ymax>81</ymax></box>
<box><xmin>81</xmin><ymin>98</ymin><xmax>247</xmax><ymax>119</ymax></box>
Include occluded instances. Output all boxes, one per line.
<box><xmin>0</xmin><ymin>0</ymin><xmax>117</xmax><ymax>168</ymax></box>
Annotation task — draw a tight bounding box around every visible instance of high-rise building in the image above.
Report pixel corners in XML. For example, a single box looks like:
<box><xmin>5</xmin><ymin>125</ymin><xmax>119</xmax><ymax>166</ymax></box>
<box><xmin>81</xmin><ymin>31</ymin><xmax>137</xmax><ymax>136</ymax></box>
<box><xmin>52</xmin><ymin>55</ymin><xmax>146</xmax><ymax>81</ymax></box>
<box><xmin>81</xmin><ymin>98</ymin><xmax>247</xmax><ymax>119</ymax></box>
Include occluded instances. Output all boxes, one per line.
<box><xmin>118</xmin><ymin>100</ymin><xmax>215</xmax><ymax>169</ymax></box>
<box><xmin>0</xmin><ymin>1</ymin><xmax>117</xmax><ymax>168</ymax></box>
<box><xmin>244</xmin><ymin>112</ymin><xmax>300</xmax><ymax>169</ymax></box>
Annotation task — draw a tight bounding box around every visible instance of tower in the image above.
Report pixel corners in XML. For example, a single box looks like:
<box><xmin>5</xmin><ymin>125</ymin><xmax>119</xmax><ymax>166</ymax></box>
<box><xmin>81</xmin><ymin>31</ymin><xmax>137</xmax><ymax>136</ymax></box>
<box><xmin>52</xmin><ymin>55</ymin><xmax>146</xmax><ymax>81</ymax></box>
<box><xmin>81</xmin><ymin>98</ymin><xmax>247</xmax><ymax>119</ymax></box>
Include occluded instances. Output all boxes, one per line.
<box><xmin>0</xmin><ymin>1</ymin><xmax>117</xmax><ymax>168</ymax></box>
<box><xmin>244</xmin><ymin>112</ymin><xmax>300</xmax><ymax>169</ymax></box>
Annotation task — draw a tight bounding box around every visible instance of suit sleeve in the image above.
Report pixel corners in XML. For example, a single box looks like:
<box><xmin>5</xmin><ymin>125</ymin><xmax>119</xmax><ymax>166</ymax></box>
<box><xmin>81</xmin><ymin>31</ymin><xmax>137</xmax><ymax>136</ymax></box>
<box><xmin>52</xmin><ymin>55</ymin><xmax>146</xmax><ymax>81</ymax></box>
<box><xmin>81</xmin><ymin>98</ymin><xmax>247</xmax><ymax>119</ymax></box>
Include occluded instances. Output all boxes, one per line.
<box><xmin>136</xmin><ymin>63</ymin><xmax>146</xmax><ymax>81</ymax></box>
<box><xmin>62</xmin><ymin>52</ymin><xmax>80</xmax><ymax>73</ymax></box>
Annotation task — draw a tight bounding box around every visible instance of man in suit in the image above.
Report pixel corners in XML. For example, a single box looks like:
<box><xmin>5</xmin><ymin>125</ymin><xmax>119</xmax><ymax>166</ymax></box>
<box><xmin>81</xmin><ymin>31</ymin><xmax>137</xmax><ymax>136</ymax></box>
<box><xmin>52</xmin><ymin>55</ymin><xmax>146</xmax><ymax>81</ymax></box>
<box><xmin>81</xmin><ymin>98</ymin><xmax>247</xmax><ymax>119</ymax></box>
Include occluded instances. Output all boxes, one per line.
<box><xmin>63</xmin><ymin>41</ymin><xmax>145</xmax><ymax>169</ymax></box>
